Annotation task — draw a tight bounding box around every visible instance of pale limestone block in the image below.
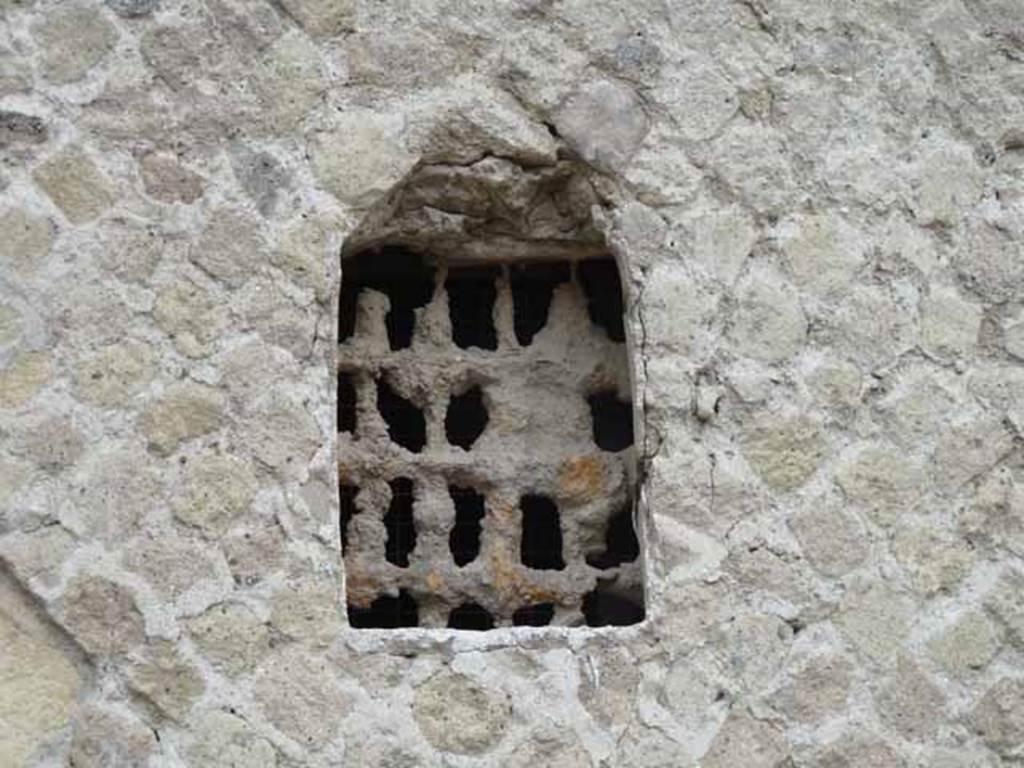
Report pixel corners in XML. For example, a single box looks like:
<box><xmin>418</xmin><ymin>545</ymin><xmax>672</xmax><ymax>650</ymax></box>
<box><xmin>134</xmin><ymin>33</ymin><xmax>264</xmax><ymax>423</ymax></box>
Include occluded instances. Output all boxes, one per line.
<box><xmin>32</xmin><ymin>4</ymin><xmax>117</xmax><ymax>83</ymax></box>
<box><xmin>412</xmin><ymin>671</ymin><xmax>511</xmax><ymax>755</ymax></box>
<box><xmin>33</xmin><ymin>146</ymin><xmax>118</xmax><ymax>224</ymax></box>
<box><xmin>0</xmin><ymin>350</ymin><xmax>51</xmax><ymax>408</ymax></box>
<box><xmin>0</xmin><ymin>207</ymin><xmax>54</xmax><ymax>274</ymax></box>
<box><xmin>308</xmin><ymin>111</ymin><xmax>415</xmax><ymax>207</ymax></box>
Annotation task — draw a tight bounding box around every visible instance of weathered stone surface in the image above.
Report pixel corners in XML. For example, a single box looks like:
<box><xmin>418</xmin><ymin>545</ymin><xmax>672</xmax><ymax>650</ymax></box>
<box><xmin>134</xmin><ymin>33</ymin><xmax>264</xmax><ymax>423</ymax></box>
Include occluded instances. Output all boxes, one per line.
<box><xmin>713</xmin><ymin>614</ymin><xmax>793</xmax><ymax>693</ymax></box>
<box><xmin>231</xmin><ymin>146</ymin><xmax>290</xmax><ymax>216</ymax></box>
<box><xmin>73</xmin><ymin>339</ymin><xmax>156</xmax><ymax>407</ymax></box>
<box><xmin>277</xmin><ymin>0</ymin><xmax>354</xmax><ymax>39</ymax></box>
<box><xmin>33</xmin><ymin>146</ymin><xmax>117</xmax><ymax>224</ymax></box>
<box><xmin>0</xmin><ymin>351</ymin><xmax>51</xmax><ymax>408</ymax></box>
<box><xmin>929</xmin><ymin>612</ymin><xmax>1000</xmax><ymax>676</ymax></box>
<box><xmin>126</xmin><ymin>640</ymin><xmax>206</xmax><ymax>720</ymax></box>
<box><xmin>579</xmin><ymin>647</ymin><xmax>642</xmax><ymax>727</ymax></box>
<box><xmin>731</xmin><ymin>264</ymin><xmax>806</xmax><ymax>363</ymax></box>
<box><xmin>961</xmin><ymin>457</ymin><xmax>1024</xmax><ymax>556</ymax></box>
<box><xmin>970</xmin><ymin>678</ymin><xmax>1024</xmax><ymax>759</ymax></box>
<box><xmin>789</xmin><ymin>504</ymin><xmax>868</xmax><ymax>577</ymax></box>
<box><xmin>702</xmin><ymin>710</ymin><xmax>790</xmax><ymax>768</ymax></box>
<box><xmin>187</xmin><ymin>602</ymin><xmax>270</xmax><ymax>676</ymax></box>
<box><xmin>0</xmin><ymin>110</ymin><xmax>47</xmax><ymax>147</ymax></box>
<box><xmin>173</xmin><ymin>452</ymin><xmax>258</xmax><ymax>535</ymax></box>
<box><xmin>874</xmin><ymin>657</ymin><xmax>946</xmax><ymax>742</ymax></box>
<box><xmin>14</xmin><ymin>415</ymin><xmax>85</xmax><ymax>472</ymax></box>
<box><xmin>934</xmin><ymin>417</ymin><xmax>1015</xmax><ymax>493</ymax></box>
<box><xmin>152</xmin><ymin>276</ymin><xmax>228</xmax><ymax>358</ymax></box>
<box><xmin>140</xmin><ymin>150</ymin><xmax>205</xmax><ymax>204</ymax></box>
<box><xmin>250</xmin><ymin>33</ymin><xmax>325</xmax><ymax>135</ymax></box>
<box><xmin>920</xmin><ymin>284</ymin><xmax>981</xmax><ymax>360</ymax></box>
<box><xmin>253</xmin><ymin>646</ymin><xmax>351</xmax><ymax>748</ymax></box>
<box><xmin>773</xmin><ymin>654</ymin><xmax>853</xmax><ymax>723</ymax></box>
<box><xmin>740</xmin><ymin>412</ymin><xmax>825</xmax><ymax>491</ymax></box>
<box><xmin>243</xmin><ymin>391</ymin><xmax>321</xmax><ymax>475</ymax></box>
<box><xmin>836</xmin><ymin>582</ymin><xmax>911</xmax><ymax>664</ymax></box>
<box><xmin>189</xmin><ymin>710</ymin><xmax>277</xmax><ymax>768</ymax></box>
<box><xmin>957</xmin><ymin>222</ymin><xmax>1024</xmax><ymax>303</ymax></box>
<box><xmin>811</xmin><ymin>735</ymin><xmax>903</xmax><ymax>768</ymax></box>
<box><xmin>57</xmin><ymin>575</ymin><xmax>144</xmax><ymax>656</ymax></box>
<box><xmin>0</xmin><ymin>303</ymin><xmax>21</xmax><ymax>345</ymax></box>
<box><xmin>0</xmin><ymin>207</ymin><xmax>53</xmax><ymax>274</ymax></box>
<box><xmin>891</xmin><ymin>525</ymin><xmax>973</xmax><ymax>595</ymax></box>
<box><xmin>779</xmin><ymin>212</ymin><xmax>863</xmax><ymax>297</ymax></box>
<box><xmin>68</xmin><ymin>704</ymin><xmax>157</xmax><ymax>768</ymax></box>
<box><xmin>106</xmin><ymin>0</ymin><xmax>159</xmax><ymax>18</ymax></box>
<box><xmin>0</xmin><ymin>526</ymin><xmax>76</xmax><ymax>586</ymax></box>
<box><xmin>139</xmin><ymin>382</ymin><xmax>226</xmax><ymax>456</ymax></box>
<box><xmin>73</xmin><ymin>448</ymin><xmax>165</xmax><ymax>541</ymax></box>
<box><xmin>125</xmin><ymin>534</ymin><xmax>224</xmax><ymax>601</ymax></box>
<box><xmin>914</xmin><ymin>138</ymin><xmax>984</xmax><ymax>226</ymax></box>
<box><xmin>308</xmin><ymin>111</ymin><xmax>415</xmax><ymax>207</ymax></box>
<box><xmin>412</xmin><ymin>671</ymin><xmax>511</xmax><ymax>755</ymax></box>
<box><xmin>273</xmin><ymin>213</ymin><xmax>336</xmax><ymax>300</ymax></box>
<box><xmin>0</xmin><ymin>576</ymin><xmax>82</xmax><ymax>768</ymax></box>
<box><xmin>554</xmin><ymin>80</ymin><xmax>649</xmax><ymax>172</ymax></box>
<box><xmin>835</xmin><ymin>443</ymin><xmax>922</xmax><ymax>527</ymax></box>
<box><xmin>270</xmin><ymin>578</ymin><xmax>344</xmax><ymax>645</ymax></box>
<box><xmin>986</xmin><ymin>572</ymin><xmax>1024</xmax><ymax>651</ymax></box>
<box><xmin>32</xmin><ymin>5</ymin><xmax>117</xmax><ymax>83</ymax></box>
<box><xmin>190</xmin><ymin>207</ymin><xmax>266</xmax><ymax>287</ymax></box>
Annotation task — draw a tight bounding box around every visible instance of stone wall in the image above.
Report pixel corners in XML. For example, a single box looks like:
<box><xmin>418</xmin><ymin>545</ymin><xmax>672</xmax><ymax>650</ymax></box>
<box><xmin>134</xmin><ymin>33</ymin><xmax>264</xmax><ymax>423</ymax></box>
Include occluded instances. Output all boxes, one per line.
<box><xmin>1</xmin><ymin>0</ymin><xmax>1023</xmax><ymax>765</ymax></box>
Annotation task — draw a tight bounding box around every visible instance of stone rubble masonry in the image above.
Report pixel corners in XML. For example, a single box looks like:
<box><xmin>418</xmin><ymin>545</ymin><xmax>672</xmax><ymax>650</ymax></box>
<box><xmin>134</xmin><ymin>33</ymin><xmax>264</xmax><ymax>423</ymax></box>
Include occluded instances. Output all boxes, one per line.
<box><xmin>0</xmin><ymin>0</ymin><xmax>1021</xmax><ymax>765</ymax></box>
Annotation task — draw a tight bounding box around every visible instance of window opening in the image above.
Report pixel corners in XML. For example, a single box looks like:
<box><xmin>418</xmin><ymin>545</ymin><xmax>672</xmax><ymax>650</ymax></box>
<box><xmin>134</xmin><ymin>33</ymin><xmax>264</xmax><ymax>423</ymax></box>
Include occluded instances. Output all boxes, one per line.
<box><xmin>520</xmin><ymin>494</ymin><xmax>565</xmax><ymax>571</ymax></box>
<box><xmin>510</xmin><ymin>261</ymin><xmax>571</xmax><ymax>346</ymax></box>
<box><xmin>348</xmin><ymin>589</ymin><xmax>419</xmax><ymax>629</ymax></box>
<box><xmin>588</xmin><ymin>391</ymin><xmax>634</xmax><ymax>452</ymax></box>
<box><xmin>338</xmin><ymin>372</ymin><xmax>357</xmax><ymax>434</ymax></box>
<box><xmin>578</xmin><ymin>258</ymin><xmax>625</xmax><ymax>342</ymax></box>
<box><xmin>513</xmin><ymin>603</ymin><xmax>555</xmax><ymax>627</ymax></box>
<box><xmin>377</xmin><ymin>377</ymin><xmax>426</xmax><ymax>453</ymax></box>
<box><xmin>446</xmin><ymin>265</ymin><xmax>499</xmax><ymax>350</ymax></box>
<box><xmin>447</xmin><ymin>602</ymin><xmax>495</xmax><ymax>630</ymax></box>
<box><xmin>337</xmin><ymin>161</ymin><xmax>646</xmax><ymax>630</ymax></box>
<box><xmin>383</xmin><ymin>478</ymin><xmax>417</xmax><ymax>568</ymax></box>
<box><xmin>445</xmin><ymin>385</ymin><xmax>488</xmax><ymax>450</ymax></box>
<box><xmin>339</xmin><ymin>483</ymin><xmax>360</xmax><ymax>555</ymax></box>
<box><xmin>582</xmin><ymin>581</ymin><xmax>645</xmax><ymax>627</ymax></box>
<box><xmin>449</xmin><ymin>485</ymin><xmax>485</xmax><ymax>567</ymax></box>
<box><xmin>586</xmin><ymin>503</ymin><xmax>640</xmax><ymax>570</ymax></box>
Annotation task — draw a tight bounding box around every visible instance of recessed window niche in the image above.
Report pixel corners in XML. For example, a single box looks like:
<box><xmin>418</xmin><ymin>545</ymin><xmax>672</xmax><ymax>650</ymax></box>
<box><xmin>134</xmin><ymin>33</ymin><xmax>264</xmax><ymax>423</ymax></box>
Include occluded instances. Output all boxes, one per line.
<box><xmin>336</xmin><ymin>158</ymin><xmax>645</xmax><ymax>630</ymax></box>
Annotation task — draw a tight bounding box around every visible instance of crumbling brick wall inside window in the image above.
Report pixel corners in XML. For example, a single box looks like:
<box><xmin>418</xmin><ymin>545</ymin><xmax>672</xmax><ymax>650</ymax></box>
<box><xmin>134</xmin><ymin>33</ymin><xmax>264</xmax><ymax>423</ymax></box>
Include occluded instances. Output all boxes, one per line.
<box><xmin>337</xmin><ymin>159</ymin><xmax>645</xmax><ymax>630</ymax></box>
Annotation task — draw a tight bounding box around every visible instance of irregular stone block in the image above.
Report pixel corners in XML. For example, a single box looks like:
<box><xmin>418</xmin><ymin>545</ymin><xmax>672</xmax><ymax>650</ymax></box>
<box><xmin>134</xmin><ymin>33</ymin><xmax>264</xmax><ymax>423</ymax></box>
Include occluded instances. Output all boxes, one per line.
<box><xmin>32</xmin><ymin>5</ymin><xmax>117</xmax><ymax>83</ymax></box>
<box><xmin>554</xmin><ymin>79</ymin><xmax>649</xmax><ymax>173</ymax></box>
<box><xmin>139</xmin><ymin>382</ymin><xmax>226</xmax><ymax>456</ymax></box>
<box><xmin>33</xmin><ymin>146</ymin><xmax>118</xmax><ymax>224</ymax></box>
<box><xmin>0</xmin><ymin>207</ymin><xmax>54</xmax><ymax>274</ymax></box>
<box><xmin>412</xmin><ymin>671</ymin><xmax>511</xmax><ymax>755</ymax></box>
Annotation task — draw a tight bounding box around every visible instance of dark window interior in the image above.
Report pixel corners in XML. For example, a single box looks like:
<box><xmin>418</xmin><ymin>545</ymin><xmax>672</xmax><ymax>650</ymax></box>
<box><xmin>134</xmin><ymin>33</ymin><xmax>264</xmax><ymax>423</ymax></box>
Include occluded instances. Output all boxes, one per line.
<box><xmin>449</xmin><ymin>485</ymin><xmax>485</xmax><ymax>567</ymax></box>
<box><xmin>520</xmin><ymin>494</ymin><xmax>565</xmax><ymax>571</ymax></box>
<box><xmin>384</xmin><ymin>478</ymin><xmax>417</xmax><ymax>568</ymax></box>
<box><xmin>447</xmin><ymin>601</ymin><xmax>495</xmax><ymax>630</ymax></box>
<box><xmin>445</xmin><ymin>385</ymin><xmax>488</xmax><ymax>449</ymax></box>
<box><xmin>510</xmin><ymin>261</ymin><xmax>571</xmax><ymax>346</ymax></box>
<box><xmin>588</xmin><ymin>391</ymin><xmax>634</xmax><ymax>452</ymax></box>
<box><xmin>377</xmin><ymin>377</ymin><xmax>426</xmax><ymax>453</ymax></box>
<box><xmin>348</xmin><ymin>589</ymin><xmax>420</xmax><ymax>629</ymax></box>
<box><xmin>577</xmin><ymin>258</ymin><xmax>625</xmax><ymax>342</ymax></box>
<box><xmin>446</xmin><ymin>265</ymin><xmax>500</xmax><ymax>350</ymax></box>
